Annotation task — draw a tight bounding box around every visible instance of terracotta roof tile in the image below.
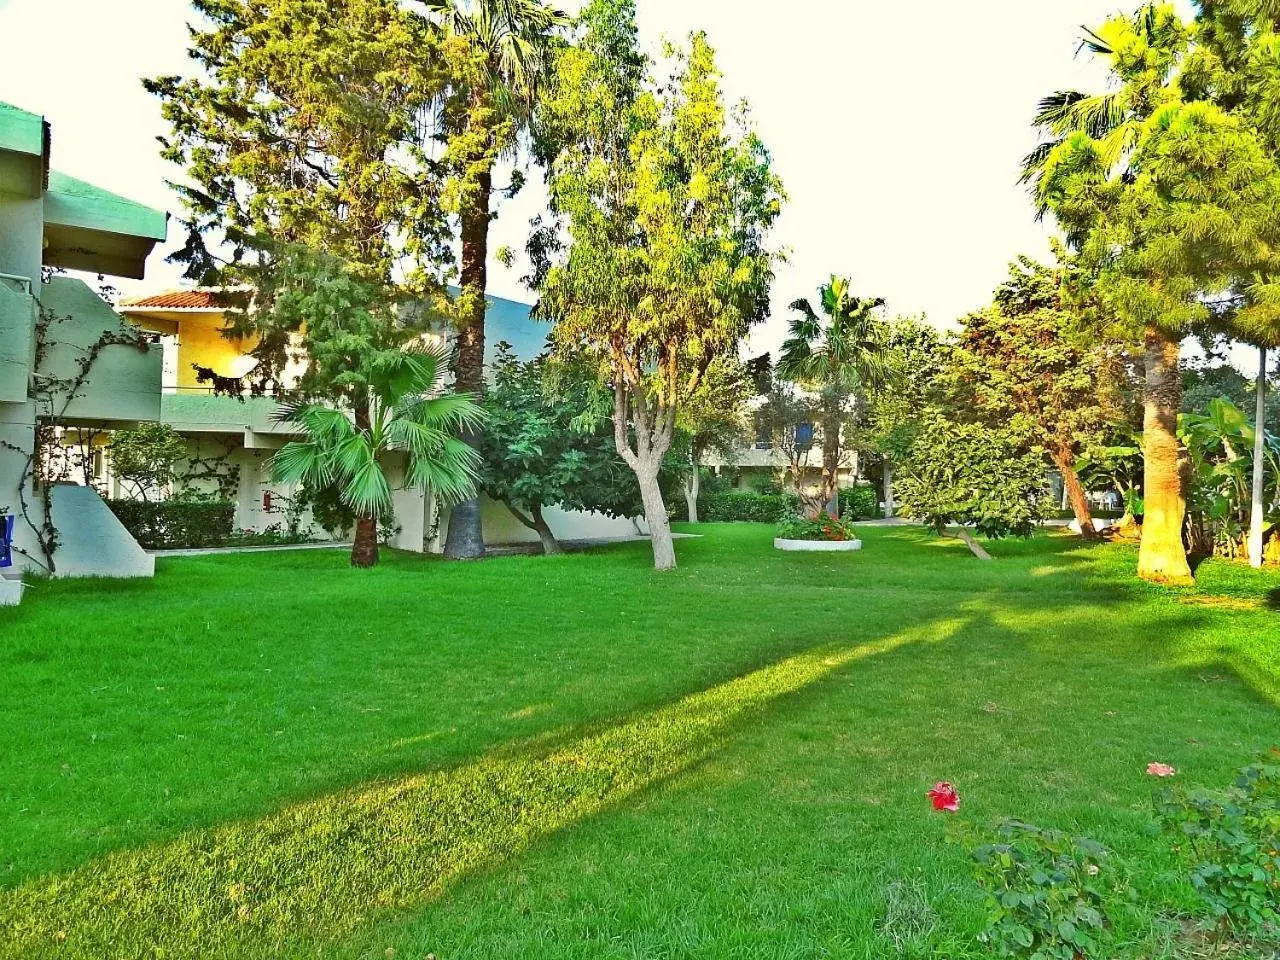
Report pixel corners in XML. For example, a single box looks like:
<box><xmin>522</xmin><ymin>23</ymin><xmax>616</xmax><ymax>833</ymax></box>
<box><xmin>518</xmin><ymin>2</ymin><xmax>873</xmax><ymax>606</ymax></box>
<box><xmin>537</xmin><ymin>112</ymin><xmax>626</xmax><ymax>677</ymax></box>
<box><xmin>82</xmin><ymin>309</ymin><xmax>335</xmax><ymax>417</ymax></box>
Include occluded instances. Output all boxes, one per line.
<box><xmin>120</xmin><ymin>290</ymin><xmax>224</xmax><ymax>310</ymax></box>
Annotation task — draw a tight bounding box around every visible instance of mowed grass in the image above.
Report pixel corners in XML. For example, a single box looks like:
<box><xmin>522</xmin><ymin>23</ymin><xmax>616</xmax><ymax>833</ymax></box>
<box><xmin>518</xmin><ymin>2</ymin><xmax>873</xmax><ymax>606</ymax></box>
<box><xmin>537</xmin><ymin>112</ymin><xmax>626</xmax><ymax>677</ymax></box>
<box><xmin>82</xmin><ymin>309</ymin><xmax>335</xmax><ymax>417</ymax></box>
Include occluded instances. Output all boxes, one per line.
<box><xmin>0</xmin><ymin>525</ymin><xmax>1277</xmax><ymax>958</ymax></box>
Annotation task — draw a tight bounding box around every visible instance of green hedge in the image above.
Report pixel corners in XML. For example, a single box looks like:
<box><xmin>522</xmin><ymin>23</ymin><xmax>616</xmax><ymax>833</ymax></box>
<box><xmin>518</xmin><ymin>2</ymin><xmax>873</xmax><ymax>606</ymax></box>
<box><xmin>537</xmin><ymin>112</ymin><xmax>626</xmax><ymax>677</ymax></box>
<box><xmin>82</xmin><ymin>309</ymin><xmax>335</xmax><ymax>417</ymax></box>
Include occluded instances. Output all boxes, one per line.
<box><xmin>700</xmin><ymin>492</ymin><xmax>795</xmax><ymax>523</ymax></box>
<box><xmin>841</xmin><ymin>484</ymin><xmax>882</xmax><ymax>520</ymax></box>
<box><xmin>107</xmin><ymin>500</ymin><xmax>236</xmax><ymax>550</ymax></box>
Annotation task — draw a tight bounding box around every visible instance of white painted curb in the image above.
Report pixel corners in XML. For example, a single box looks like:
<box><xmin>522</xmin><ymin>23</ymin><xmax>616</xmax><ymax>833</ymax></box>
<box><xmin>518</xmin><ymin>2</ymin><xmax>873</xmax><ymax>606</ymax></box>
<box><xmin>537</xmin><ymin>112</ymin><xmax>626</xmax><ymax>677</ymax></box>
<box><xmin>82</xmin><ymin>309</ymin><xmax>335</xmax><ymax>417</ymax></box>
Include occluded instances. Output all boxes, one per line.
<box><xmin>773</xmin><ymin>538</ymin><xmax>863</xmax><ymax>552</ymax></box>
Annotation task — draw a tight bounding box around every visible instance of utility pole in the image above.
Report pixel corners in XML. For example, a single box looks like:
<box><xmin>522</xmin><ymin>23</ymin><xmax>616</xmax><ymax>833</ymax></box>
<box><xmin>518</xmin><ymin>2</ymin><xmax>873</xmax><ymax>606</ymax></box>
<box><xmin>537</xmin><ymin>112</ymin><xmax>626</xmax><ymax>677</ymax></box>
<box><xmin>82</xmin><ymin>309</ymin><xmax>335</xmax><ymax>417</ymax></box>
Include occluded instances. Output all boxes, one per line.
<box><xmin>1249</xmin><ymin>346</ymin><xmax>1267</xmax><ymax>569</ymax></box>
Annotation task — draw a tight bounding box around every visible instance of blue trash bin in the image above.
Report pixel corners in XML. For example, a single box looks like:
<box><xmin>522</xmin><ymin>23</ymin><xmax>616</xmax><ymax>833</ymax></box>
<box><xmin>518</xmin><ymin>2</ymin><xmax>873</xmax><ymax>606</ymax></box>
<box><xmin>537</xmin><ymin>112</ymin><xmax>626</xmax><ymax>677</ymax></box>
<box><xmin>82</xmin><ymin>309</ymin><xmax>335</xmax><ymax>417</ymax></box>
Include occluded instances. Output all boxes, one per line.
<box><xmin>0</xmin><ymin>514</ymin><xmax>13</xmax><ymax>569</ymax></box>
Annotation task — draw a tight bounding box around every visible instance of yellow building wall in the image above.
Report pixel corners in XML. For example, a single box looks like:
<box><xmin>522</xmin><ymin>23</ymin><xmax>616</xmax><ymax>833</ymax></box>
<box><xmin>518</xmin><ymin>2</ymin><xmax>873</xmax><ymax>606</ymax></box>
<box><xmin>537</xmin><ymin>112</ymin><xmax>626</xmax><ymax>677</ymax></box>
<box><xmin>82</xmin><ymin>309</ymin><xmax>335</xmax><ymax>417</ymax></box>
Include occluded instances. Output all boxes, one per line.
<box><xmin>175</xmin><ymin>315</ymin><xmax>258</xmax><ymax>389</ymax></box>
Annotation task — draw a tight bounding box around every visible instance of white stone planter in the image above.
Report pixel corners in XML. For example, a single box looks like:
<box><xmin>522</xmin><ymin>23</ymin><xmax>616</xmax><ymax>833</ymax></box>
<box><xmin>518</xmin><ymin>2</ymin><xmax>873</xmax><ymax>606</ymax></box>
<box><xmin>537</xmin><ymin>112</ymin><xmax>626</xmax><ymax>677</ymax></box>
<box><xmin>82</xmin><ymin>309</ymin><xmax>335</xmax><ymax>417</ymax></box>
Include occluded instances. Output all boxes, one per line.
<box><xmin>774</xmin><ymin>537</ymin><xmax>863</xmax><ymax>552</ymax></box>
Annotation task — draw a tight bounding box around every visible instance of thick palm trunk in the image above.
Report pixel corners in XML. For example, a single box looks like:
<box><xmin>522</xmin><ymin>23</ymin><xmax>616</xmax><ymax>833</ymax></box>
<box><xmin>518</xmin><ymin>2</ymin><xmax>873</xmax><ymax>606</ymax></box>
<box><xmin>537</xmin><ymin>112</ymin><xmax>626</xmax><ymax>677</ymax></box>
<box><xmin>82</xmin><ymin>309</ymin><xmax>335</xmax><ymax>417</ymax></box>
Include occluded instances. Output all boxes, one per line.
<box><xmin>882</xmin><ymin>461</ymin><xmax>895</xmax><ymax>518</ymax></box>
<box><xmin>444</xmin><ymin>158</ymin><xmax>493</xmax><ymax>561</ymax></box>
<box><xmin>1138</xmin><ymin>327</ymin><xmax>1193</xmax><ymax>584</ymax></box>
<box><xmin>351</xmin><ymin>515</ymin><xmax>379</xmax><ymax>568</ymax></box>
<box><xmin>1051</xmin><ymin>446</ymin><xmax>1099</xmax><ymax>541</ymax></box>
<box><xmin>1249</xmin><ymin>346</ymin><xmax>1267</xmax><ymax>568</ymax></box>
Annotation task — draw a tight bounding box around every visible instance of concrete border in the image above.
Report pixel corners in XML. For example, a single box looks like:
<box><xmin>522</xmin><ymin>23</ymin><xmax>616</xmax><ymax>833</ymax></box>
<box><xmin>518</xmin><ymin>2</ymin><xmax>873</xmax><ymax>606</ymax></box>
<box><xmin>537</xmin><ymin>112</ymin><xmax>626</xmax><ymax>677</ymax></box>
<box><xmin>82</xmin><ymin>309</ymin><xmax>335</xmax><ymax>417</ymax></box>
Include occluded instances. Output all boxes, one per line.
<box><xmin>774</xmin><ymin>538</ymin><xmax>863</xmax><ymax>553</ymax></box>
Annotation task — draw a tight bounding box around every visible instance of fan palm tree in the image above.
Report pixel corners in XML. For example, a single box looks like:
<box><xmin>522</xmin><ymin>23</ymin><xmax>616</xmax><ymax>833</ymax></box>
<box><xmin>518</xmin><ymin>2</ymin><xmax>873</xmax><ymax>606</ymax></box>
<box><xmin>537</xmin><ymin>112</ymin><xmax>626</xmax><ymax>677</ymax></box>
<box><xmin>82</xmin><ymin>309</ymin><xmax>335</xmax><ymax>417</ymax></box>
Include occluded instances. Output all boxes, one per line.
<box><xmin>419</xmin><ymin>0</ymin><xmax>568</xmax><ymax>559</ymax></box>
<box><xmin>270</xmin><ymin>348</ymin><xmax>485</xmax><ymax>568</ymax></box>
<box><xmin>778</xmin><ymin>276</ymin><xmax>890</xmax><ymax>518</ymax></box>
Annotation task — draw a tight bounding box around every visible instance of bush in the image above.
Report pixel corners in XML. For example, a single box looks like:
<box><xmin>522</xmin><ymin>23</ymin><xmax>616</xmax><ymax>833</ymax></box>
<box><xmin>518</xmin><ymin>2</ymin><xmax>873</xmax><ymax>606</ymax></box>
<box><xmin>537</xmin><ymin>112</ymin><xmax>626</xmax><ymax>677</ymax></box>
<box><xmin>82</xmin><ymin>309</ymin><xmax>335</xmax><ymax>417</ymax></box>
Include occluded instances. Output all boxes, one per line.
<box><xmin>842</xmin><ymin>484</ymin><xmax>882</xmax><ymax>520</ymax></box>
<box><xmin>776</xmin><ymin>512</ymin><xmax>859</xmax><ymax>542</ymax></box>
<box><xmin>969</xmin><ymin>820</ymin><xmax>1133</xmax><ymax>960</ymax></box>
<box><xmin>700</xmin><ymin>491</ymin><xmax>795</xmax><ymax>522</ymax></box>
<box><xmin>108</xmin><ymin>500</ymin><xmax>236</xmax><ymax>550</ymax></box>
<box><xmin>1154</xmin><ymin>751</ymin><xmax>1280</xmax><ymax>938</ymax></box>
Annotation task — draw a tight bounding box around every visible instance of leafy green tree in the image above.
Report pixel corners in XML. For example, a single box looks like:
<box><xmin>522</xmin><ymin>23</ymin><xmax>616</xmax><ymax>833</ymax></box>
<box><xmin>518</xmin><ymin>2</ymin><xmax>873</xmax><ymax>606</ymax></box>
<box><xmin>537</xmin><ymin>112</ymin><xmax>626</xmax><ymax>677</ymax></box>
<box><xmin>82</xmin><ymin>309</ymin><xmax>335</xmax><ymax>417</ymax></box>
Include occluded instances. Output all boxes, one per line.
<box><xmin>1029</xmin><ymin>3</ymin><xmax>1280</xmax><ymax>583</ymax></box>
<box><xmin>537</xmin><ymin>10</ymin><xmax>784</xmax><ymax>570</ymax></box>
<box><xmin>148</xmin><ymin>0</ymin><xmax>454</xmax><ymax>445</ymax></box>
<box><xmin>896</xmin><ymin>412</ymin><xmax>1049</xmax><ymax>560</ymax></box>
<box><xmin>677</xmin><ymin>355</ymin><xmax>752</xmax><ymax>523</ymax></box>
<box><xmin>271</xmin><ymin>346</ymin><xmax>483</xmax><ymax>568</ymax></box>
<box><xmin>949</xmin><ymin>258</ymin><xmax>1130</xmax><ymax>540</ymax></box>
<box><xmin>480</xmin><ymin>345</ymin><xmax>643</xmax><ymax>554</ymax></box>
<box><xmin>107</xmin><ymin>424</ymin><xmax>190</xmax><ymax>503</ymax></box>
<box><xmin>777</xmin><ymin>276</ymin><xmax>889</xmax><ymax>519</ymax></box>
<box><xmin>422</xmin><ymin>0</ymin><xmax>568</xmax><ymax>560</ymax></box>
<box><xmin>864</xmin><ymin>316</ymin><xmax>948</xmax><ymax>517</ymax></box>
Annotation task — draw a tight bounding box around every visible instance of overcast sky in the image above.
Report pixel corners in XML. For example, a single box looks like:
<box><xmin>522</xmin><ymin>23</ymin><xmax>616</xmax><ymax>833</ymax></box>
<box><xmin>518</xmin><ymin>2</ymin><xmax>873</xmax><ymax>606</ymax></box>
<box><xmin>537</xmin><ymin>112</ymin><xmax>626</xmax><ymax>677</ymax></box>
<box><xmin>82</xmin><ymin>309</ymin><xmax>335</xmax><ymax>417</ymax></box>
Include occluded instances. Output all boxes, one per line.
<box><xmin>6</xmin><ymin>0</ymin><xmax>1247</xmax><ymax>367</ymax></box>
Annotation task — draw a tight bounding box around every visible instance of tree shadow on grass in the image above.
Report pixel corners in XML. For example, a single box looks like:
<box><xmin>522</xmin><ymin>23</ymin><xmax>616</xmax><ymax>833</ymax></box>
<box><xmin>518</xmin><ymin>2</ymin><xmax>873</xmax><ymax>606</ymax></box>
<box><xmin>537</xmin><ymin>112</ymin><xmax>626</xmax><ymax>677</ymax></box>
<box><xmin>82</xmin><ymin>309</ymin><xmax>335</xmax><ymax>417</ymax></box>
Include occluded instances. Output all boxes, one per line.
<box><xmin>0</xmin><ymin>619</ymin><xmax>962</xmax><ymax>960</ymax></box>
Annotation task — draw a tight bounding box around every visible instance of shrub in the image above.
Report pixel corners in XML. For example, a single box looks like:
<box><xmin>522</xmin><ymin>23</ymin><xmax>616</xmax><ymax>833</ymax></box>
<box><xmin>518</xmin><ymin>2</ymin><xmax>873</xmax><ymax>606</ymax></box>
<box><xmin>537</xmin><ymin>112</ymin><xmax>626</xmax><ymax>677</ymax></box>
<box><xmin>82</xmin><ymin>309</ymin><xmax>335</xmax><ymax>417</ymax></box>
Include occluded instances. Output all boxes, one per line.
<box><xmin>776</xmin><ymin>512</ymin><xmax>859</xmax><ymax>542</ymax></box>
<box><xmin>969</xmin><ymin>820</ymin><xmax>1132</xmax><ymax>959</ymax></box>
<box><xmin>107</xmin><ymin>500</ymin><xmax>236</xmax><ymax>550</ymax></box>
<box><xmin>842</xmin><ymin>484</ymin><xmax>882</xmax><ymax>520</ymax></box>
<box><xmin>1154</xmin><ymin>752</ymin><xmax>1280</xmax><ymax>938</ymax></box>
<box><xmin>700</xmin><ymin>491</ymin><xmax>795</xmax><ymax>523</ymax></box>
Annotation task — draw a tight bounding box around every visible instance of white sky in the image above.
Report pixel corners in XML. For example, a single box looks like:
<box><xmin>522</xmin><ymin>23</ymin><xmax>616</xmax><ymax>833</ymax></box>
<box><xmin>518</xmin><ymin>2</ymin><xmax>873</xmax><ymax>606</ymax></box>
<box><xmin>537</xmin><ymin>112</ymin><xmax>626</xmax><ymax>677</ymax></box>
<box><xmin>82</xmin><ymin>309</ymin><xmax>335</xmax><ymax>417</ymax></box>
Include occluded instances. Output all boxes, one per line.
<box><xmin>5</xmin><ymin>0</ymin><xmax>1257</xmax><ymax>372</ymax></box>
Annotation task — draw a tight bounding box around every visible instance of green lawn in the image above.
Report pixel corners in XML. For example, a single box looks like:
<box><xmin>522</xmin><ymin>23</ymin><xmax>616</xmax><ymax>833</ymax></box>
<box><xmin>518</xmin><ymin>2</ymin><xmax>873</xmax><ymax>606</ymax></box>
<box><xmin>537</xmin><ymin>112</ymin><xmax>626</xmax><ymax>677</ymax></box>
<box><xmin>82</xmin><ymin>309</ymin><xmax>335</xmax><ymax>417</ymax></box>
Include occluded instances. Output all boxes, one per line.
<box><xmin>1</xmin><ymin>524</ymin><xmax>1277</xmax><ymax>958</ymax></box>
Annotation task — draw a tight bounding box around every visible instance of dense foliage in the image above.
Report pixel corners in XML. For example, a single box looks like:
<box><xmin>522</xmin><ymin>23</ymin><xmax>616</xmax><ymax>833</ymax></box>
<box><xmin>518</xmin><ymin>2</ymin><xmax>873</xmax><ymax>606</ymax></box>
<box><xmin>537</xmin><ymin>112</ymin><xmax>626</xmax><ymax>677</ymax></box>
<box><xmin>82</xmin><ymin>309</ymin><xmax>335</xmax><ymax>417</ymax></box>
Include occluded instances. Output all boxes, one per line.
<box><xmin>969</xmin><ymin>821</ymin><xmax>1131</xmax><ymax>960</ymax></box>
<box><xmin>480</xmin><ymin>345</ymin><xmax>644</xmax><ymax>553</ymax></box>
<box><xmin>949</xmin><ymin>258</ymin><xmax>1130</xmax><ymax>540</ymax></box>
<box><xmin>778</xmin><ymin>276</ymin><xmax>889</xmax><ymax>518</ymax></box>
<box><xmin>896</xmin><ymin>413</ymin><xmax>1049</xmax><ymax>559</ymax></box>
<box><xmin>107</xmin><ymin>500</ymin><xmax>235</xmax><ymax>550</ymax></box>
<box><xmin>1154</xmin><ymin>752</ymin><xmax>1280</xmax><ymax>939</ymax></box>
<box><xmin>106</xmin><ymin>424</ymin><xmax>190</xmax><ymax>503</ymax></box>
<box><xmin>537</xmin><ymin>0</ymin><xmax>785</xmax><ymax>569</ymax></box>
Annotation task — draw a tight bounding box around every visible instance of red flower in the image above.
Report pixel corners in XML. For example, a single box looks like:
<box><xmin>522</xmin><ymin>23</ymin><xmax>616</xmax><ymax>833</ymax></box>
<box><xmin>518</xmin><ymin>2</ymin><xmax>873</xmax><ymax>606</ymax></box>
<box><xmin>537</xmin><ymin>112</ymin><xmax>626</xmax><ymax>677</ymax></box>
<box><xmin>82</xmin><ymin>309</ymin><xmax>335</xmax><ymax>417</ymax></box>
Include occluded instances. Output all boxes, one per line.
<box><xmin>927</xmin><ymin>781</ymin><xmax>960</xmax><ymax>812</ymax></box>
<box><xmin>1146</xmin><ymin>762</ymin><xmax>1176</xmax><ymax>778</ymax></box>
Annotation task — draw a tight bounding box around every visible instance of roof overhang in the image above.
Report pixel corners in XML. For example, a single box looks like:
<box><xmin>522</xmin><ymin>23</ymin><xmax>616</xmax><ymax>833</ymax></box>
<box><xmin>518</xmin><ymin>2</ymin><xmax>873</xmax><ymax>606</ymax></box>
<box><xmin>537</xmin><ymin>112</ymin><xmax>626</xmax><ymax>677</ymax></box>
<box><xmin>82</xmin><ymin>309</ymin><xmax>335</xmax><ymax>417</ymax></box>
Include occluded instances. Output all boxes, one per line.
<box><xmin>0</xmin><ymin>101</ymin><xmax>48</xmax><ymax>197</ymax></box>
<box><xmin>42</xmin><ymin>172</ymin><xmax>168</xmax><ymax>279</ymax></box>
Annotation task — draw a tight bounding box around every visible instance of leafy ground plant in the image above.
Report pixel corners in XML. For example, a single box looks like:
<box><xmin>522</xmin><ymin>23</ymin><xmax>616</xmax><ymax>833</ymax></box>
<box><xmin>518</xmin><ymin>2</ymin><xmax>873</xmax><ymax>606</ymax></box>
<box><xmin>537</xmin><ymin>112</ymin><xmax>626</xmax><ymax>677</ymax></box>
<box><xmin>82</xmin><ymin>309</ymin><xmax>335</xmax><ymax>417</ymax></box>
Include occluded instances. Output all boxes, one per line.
<box><xmin>968</xmin><ymin>820</ymin><xmax>1134</xmax><ymax>959</ymax></box>
<box><xmin>1154</xmin><ymin>750</ymin><xmax>1280</xmax><ymax>942</ymax></box>
<box><xmin>776</xmin><ymin>512</ymin><xmax>859</xmax><ymax>541</ymax></box>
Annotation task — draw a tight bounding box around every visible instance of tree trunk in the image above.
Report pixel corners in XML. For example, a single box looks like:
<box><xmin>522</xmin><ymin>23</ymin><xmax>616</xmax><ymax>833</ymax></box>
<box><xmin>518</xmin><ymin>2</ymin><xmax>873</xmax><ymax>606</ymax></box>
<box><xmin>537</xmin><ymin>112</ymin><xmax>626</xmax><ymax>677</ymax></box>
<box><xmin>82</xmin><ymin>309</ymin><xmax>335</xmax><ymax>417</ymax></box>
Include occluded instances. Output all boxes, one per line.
<box><xmin>613</xmin><ymin>380</ymin><xmax>677</xmax><ymax>571</ymax></box>
<box><xmin>882</xmin><ymin>461</ymin><xmax>895</xmax><ymax>518</ymax></box>
<box><xmin>821</xmin><ymin>392</ymin><xmax>842</xmax><ymax>518</ymax></box>
<box><xmin>684</xmin><ymin>465</ymin><xmax>700</xmax><ymax>524</ymax></box>
<box><xmin>1051</xmin><ymin>446</ymin><xmax>1100</xmax><ymax>541</ymax></box>
<box><xmin>501</xmin><ymin>500</ymin><xmax>563</xmax><ymax>555</ymax></box>
<box><xmin>638</xmin><ymin>465</ymin><xmax>676</xmax><ymax>571</ymax></box>
<box><xmin>1138</xmin><ymin>326</ymin><xmax>1194</xmax><ymax>585</ymax></box>
<box><xmin>351</xmin><ymin>515</ymin><xmax>379</xmax><ymax>568</ymax></box>
<box><xmin>954</xmin><ymin>526</ymin><xmax>993</xmax><ymax>560</ymax></box>
<box><xmin>531</xmin><ymin>504</ymin><xmax>563</xmax><ymax>556</ymax></box>
<box><xmin>1249</xmin><ymin>346</ymin><xmax>1267</xmax><ymax>569</ymax></box>
<box><xmin>444</xmin><ymin>154</ymin><xmax>493</xmax><ymax>561</ymax></box>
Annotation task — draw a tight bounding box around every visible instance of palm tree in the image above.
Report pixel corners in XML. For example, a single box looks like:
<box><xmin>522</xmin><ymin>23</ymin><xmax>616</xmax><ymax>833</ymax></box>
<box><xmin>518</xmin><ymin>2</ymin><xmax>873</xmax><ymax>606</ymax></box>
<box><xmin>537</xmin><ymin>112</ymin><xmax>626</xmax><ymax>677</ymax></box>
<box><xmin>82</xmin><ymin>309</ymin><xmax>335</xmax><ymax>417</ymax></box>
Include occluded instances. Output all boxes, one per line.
<box><xmin>1025</xmin><ymin>5</ymin><xmax>1199</xmax><ymax>583</ymax></box>
<box><xmin>778</xmin><ymin>276</ymin><xmax>889</xmax><ymax>518</ymax></box>
<box><xmin>270</xmin><ymin>348</ymin><xmax>485</xmax><ymax>568</ymax></box>
<box><xmin>420</xmin><ymin>0</ymin><xmax>567</xmax><ymax>559</ymax></box>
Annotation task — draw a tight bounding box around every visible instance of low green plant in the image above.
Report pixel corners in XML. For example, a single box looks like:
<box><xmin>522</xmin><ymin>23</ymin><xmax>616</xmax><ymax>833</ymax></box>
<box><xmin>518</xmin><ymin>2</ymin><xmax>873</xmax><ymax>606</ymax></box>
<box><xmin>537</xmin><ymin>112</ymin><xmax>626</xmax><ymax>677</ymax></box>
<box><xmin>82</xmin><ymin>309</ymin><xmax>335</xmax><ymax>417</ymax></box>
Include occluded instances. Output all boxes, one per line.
<box><xmin>107</xmin><ymin>500</ymin><xmax>236</xmax><ymax>550</ymax></box>
<box><xmin>1154</xmin><ymin>751</ymin><xmax>1280</xmax><ymax>939</ymax></box>
<box><xmin>968</xmin><ymin>820</ymin><xmax>1132</xmax><ymax>959</ymax></box>
<box><xmin>776</xmin><ymin>512</ymin><xmax>859</xmax><ymax>542</ymax></box>
<box><xmin>702</xmin><ymin>491</ymin><xmax>796</xmax><ymax>523</ymax></box>
<box><xmin>842</xmin><ymin>484</ymin><xmax>882</xmax><ymax>520</ymax></box>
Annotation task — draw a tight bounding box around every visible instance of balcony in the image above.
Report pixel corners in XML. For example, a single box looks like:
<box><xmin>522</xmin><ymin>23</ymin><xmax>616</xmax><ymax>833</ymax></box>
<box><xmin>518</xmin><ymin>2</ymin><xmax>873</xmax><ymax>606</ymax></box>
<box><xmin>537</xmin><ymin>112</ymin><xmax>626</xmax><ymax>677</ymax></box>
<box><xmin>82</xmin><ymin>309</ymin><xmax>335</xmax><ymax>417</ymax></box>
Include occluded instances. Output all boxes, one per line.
<box><xmin>37</xmin><ymin>277</ymin><xmax>161</xmax><ymax>424</ymax></box>
<box><xmin>160</xmin><ymin>387</ymin><xmax>296</xmax><ymax>439</ymax></box>
<box><xmin>0</xmin><ymin>275</ymin><xmax>36</xmax><ymax>403</ymax></box>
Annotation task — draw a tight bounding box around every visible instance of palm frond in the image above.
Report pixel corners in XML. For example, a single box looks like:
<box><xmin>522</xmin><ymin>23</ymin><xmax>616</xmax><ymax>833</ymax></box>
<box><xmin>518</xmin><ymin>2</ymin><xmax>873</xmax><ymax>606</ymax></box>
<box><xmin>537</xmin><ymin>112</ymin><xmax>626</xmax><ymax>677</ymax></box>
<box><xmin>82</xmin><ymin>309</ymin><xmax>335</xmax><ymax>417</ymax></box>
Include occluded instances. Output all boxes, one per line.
<box><xmin>341</xmin><ymin>457</ymin><xmax>394</xmax><ymax>520</ymax></box>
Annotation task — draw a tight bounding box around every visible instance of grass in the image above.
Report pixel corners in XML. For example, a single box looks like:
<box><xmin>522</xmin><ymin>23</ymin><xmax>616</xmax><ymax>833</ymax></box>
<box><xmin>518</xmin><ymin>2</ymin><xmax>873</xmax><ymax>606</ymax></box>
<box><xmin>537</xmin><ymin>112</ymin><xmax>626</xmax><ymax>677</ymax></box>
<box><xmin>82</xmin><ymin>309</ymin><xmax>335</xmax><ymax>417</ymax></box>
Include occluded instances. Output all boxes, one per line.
<box><xmin>0</xmin><ymin>524</ymin><xmax>1277</xmax><ymax>958</ymax></box>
